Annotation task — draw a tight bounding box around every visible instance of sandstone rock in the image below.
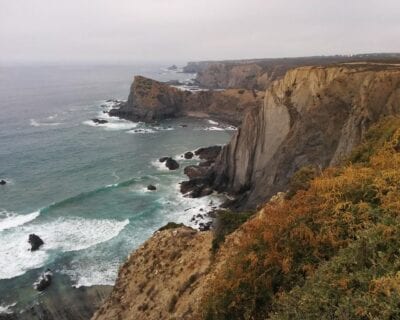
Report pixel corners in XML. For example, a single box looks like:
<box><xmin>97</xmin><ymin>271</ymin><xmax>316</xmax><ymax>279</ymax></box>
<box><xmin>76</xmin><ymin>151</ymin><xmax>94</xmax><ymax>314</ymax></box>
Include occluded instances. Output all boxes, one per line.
<box><xmin>211</xmin><ymin>63</ymin><xmax>400</xmax><ymax>209</ymax></box>
<box><xmin>184</xmin><ymin>165</ymin><xmax>208</xmax><ymax>179</ymax></box>
<box><xmin>29</xmin><ymin>234</ymin><xmax>44</xmax><ymax>251</ymax></box>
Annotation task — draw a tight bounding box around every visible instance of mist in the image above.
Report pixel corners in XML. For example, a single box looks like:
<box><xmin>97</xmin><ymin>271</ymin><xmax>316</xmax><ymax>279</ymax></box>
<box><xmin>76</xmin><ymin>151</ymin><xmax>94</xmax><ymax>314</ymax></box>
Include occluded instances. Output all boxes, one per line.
<box><xmin>1</xmin><ymin>0</ymin><xmax>399</xmax><ymax>64</ymax></box>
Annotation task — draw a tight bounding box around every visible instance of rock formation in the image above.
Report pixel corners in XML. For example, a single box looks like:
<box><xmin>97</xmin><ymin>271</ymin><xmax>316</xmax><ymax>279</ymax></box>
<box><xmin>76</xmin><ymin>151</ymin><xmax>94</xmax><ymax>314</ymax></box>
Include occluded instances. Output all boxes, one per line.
<box><xmin>28</xmin><ymin>234</ymin><xmax>44</xmax><ymax>251</ymax></box>
<box><xmin>211</xmin><ymin>63</ymin><xmax>400</xmax><ymax>209</ymax></box>
<box><xmin>92</xmin><ymin>226</ymin><xmax>213</xmax><ymax>320</ymax></box>
<box><xmin>109</xmin><ymin>76</ymin><xmax>264</xmax><ymax>125</ymax></box>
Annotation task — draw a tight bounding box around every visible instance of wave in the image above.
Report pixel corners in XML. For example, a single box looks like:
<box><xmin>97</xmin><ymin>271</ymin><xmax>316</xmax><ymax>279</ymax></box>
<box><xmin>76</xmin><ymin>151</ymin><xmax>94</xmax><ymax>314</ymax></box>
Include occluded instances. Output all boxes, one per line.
<box><xmin>82</xmin><ymin>119</ymin><xmax>139</xmax><ymax>131</ymax></box>
<box><xmin>0</xmin><ymin>303</ymin><xmax>16</xmax><ymax>315</ymax></box>
<box><xmin>30</xmin><ymin>119</ymin><xmax>62</xmax><ymax>127</ymax></box>
<box><xmin>40</xmin><ymin>177</ymin><xmax>140</xmax><ymax>214</ymax></box>
<box><xmin>208</xmin><ymin>119</ymin><xmax>219</xmax><ymax>125</ymax></box>
<box><xmin>0</xmin><ymin>217</ymin><xmax>129</xmax><ymax>280</ymax></box>
<box><xmin>0</xmin><ymin>210</ymin><xmax>40</xmax><ymax>232</ymax></box>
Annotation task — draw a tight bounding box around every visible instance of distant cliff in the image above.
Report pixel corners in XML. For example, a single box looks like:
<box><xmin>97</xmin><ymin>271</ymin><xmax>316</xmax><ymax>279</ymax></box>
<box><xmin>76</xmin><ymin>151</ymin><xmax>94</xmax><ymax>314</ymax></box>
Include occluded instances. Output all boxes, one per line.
<box><xmin>185</xmin><ymin>54</ymin><xmax>400</xmax><ymax>90</ymax></box>
<box><xmin>211</xmin><ymin>63</ymin><xmax>400</xmax><ymax>209</ymax></box>
<box><xmin>109</xmin><ymin>76</ymin><xmax>264</xmax><ymax>125</ymax></box>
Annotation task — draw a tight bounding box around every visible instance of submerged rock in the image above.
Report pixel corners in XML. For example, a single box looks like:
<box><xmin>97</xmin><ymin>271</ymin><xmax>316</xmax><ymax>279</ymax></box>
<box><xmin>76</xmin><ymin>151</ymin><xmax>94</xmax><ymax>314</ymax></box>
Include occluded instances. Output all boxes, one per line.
<box><xmin>28</xmin><ymin>234</ymin><xmax>44</xmax><ymax>251</ymax></box>
<box><xmin>159</xmin><ymin>157</ymin><xmax>169</xmax><ymax>163</ymax></box>
<box><xmin>147</xmin><ymin>185</ymin><xmax>157</xmax><ymax>191</ymax></box>
<box><xmin>165</xmin><ymin>158</ymin><xmax>179</xmax><ymax>170</ymax></box>
<box><xmin>184</xmin><ymin>151</ymin><xmax>194</xmax><ymax>159</ymax></box>
<box><xmin>33</xmin><ymin>269</ymin><xmax>53</xmax><ymax>291</ymax></box>
<box><xmin>92</xmin><ymin>119</ymin><xmax>108</xmax><ymax>124</ymax></box>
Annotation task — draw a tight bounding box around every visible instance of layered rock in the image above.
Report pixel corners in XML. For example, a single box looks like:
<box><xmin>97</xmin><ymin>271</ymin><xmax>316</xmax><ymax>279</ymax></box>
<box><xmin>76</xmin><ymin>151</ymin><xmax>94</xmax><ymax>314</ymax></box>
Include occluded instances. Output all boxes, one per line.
<box><xmin>211</xmin><ymin>63</ymin><xmax>400</xmax><ymax>209</ymax></box>
<box><xmin>109</xmin><ymin>76</ymin><xmax>264</xmax><ymax>126</ymax></box>
<box><xmin>186</xmin><ymin>54</ymin><xmax>400</xmax><ymax>90</ymax></box>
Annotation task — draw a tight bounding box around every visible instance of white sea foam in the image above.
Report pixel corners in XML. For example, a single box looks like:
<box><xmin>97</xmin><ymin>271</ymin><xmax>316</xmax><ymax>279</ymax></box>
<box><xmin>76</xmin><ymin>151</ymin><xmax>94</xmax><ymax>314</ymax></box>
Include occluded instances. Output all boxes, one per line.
<box><xmin>30</xmin><ymin>119</ymin><xmax>62</xmax><ymax>127</ymax></box>
<box><xmin>83</xmin><ymin>119</ymin><xmax>139</xmax><ymax>131</ymax></box>
<box><xmin>208</xmin><ymin>119</ymin><xmax>219</xmax><ymax>125</ymax></box>
<box><xmin>0</xmin><ymin>217</ymin><xmax>129</xmax><ymax>280</ymax></box>
<box><xmin>0</xmin><ymin>210</ymin><xmax>40</xmax><ymax>232</ymax></box>
<box><xmin>202</xmin><ymin>126</ymin><xmax>225</xmax><ymax>131</ymax></box>
<box><xmin>0</xmin><ymin>303</ymin><xmax>16</xmax><ymax>314</ymax></box>
<box><xmin>151</xmin><ymin>160</ymin><xmax>170</xmax><ymax>171</ymax></box>
<box><xmin>61</xmin><ymin>258</ymin><xmax>121</xmax><ymax>288</ymax></box>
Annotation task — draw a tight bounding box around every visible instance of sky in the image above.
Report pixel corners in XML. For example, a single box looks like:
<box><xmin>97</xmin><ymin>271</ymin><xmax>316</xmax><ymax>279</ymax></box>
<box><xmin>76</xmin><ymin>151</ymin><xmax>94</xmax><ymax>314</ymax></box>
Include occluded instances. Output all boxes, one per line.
<box><xmin>0</xmin><ymin>0</ymin><xmax>399</xmax><ymax>64</ymax></box>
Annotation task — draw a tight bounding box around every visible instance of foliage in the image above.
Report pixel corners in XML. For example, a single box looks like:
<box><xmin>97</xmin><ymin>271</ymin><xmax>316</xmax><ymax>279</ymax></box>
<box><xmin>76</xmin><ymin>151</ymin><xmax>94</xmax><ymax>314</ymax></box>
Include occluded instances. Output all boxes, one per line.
<box><xmin>285</xmin><ymin>165</ymin><xmax>318</xmax><ymax>199</ymax></box>
<box><xmin>158</xmin><ymin>222</ymin><xmax>185</xmax><ymax>232</ymax></box>
<box><xmin>202</xmin><ymin>117</ymin><xmax>400</xmax><ymax>320</ymax></box>
<box><xmin>211</xmin><ymin>210</ymin><xmax>253</xmax><ymax>254</ymax></box>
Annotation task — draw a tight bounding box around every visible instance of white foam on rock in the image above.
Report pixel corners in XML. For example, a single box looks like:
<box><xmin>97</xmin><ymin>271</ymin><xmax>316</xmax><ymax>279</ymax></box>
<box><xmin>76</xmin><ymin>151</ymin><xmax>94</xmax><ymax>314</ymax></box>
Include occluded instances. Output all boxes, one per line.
<box><xmin>0</xmin><ymin>217</ymin><xmax>129</xmax><ymax>280</ymax></box>
<box><xmin>208</xmin><ymin>119</ymin><xmax>219</xmax><ymax>125</ymax></box>
<box><xmin>0</xmin><ymin>303</ymin><xmax>16</xmax><ymax>314</ymax></box>
<box><xmin>0</xmin><ymin>210</ymin><xmax>40</xmax><ymax>232</ymax></box>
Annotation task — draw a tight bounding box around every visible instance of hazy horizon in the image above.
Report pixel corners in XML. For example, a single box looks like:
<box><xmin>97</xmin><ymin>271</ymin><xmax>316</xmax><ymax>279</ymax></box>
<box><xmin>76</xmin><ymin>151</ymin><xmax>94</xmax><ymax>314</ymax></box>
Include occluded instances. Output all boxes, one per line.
<box><xmin>1</xmin><ymin>0</ymin><xmax>400</xmax><ymax>65</ymax></box>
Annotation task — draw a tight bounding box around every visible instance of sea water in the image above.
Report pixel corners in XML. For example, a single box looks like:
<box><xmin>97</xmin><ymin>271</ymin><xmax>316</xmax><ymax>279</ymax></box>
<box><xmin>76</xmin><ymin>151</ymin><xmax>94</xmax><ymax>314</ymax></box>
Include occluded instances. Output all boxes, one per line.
<box><xmin>0</xmin><ymin>64</ymin><xmax>233</xmax><ymax>313</ymax></box>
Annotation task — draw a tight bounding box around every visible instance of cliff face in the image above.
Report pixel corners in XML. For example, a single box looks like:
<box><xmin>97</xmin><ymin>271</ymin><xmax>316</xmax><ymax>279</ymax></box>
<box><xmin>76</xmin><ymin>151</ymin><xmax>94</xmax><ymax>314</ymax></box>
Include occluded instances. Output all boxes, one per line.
<box><xmin>212</xmin><ymin>63</ymin><xmax>400</xmax><ymax>209</ymax></box>
<box><xmin>109</xmin><ymin>76</ymin><xmax>264</xmax><ymax>125</ymax></box>
<box><xmin>92</xmin><ymin>227</ymin><xmax>212</xmax><ymax>320</ymax></box>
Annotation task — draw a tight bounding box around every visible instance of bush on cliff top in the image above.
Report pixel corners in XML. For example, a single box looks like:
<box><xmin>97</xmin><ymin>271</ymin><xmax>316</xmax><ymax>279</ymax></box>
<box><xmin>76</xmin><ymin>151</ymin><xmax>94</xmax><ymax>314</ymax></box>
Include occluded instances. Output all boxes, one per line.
<box><xmin>202</xmin><ymin>117</ymin><xmax>400</xmax><ymax>320</ymax></box>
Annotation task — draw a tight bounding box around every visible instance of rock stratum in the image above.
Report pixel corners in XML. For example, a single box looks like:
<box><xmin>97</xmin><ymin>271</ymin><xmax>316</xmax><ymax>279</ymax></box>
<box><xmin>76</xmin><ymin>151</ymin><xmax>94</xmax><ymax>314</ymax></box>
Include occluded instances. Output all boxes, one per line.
<box><xmin>109</xmin><ymin>76</ymin><xmax>264</xmax><ymax>126</ymax></box>
<box><xmin>210</xmin><ymin>63</ymin><xmax>400</xmax><ymax>209</ymax></box>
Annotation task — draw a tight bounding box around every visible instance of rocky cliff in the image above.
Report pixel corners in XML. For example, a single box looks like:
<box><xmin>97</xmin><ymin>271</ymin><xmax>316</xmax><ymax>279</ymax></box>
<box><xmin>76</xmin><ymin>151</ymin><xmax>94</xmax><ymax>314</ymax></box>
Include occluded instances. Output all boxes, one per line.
<box><xmin>211</xmin><ymin>63</ymin><xmax>400</xmax><ymax>209</ymax></box>
<box><xmin>92</xmin><ymin>226</ymin><xmax>213</xmax><ymax>320</ymax></box>
<box><xmin>185</xmin><ymin>54</ymin><xmax>400</xmax><ymax>90</ymax></box>
<box><xmin>109</xmin><ymin>76</ymin><xmax>264</xmax><ymax>125</ymax></box>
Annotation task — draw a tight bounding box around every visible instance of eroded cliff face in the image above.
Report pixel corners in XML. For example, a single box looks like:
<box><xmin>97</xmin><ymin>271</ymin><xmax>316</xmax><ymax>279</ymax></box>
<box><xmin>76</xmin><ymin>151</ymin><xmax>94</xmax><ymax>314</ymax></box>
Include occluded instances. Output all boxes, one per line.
<box><xmin>109</xmin><ymin>76</ymin><xmax>264</xmax><ymax>125</ymax></box>
<box><xmin>92</xmin><ymin>227</ymin><xmax>212</xmax><ymax>320</ymax></box>
<box><xmin>212</xmin><ymin>63</ymin><xmax>400</xmax><ymax>209</ymax></box>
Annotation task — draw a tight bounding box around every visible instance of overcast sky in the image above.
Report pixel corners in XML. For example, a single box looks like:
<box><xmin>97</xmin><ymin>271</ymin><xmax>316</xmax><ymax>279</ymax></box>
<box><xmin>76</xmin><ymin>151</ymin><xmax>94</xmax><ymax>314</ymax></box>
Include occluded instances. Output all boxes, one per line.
<box><xmin>1</xmin><ymin>0</ymin><xmax>399</xmax><ymax>64</ymax></box>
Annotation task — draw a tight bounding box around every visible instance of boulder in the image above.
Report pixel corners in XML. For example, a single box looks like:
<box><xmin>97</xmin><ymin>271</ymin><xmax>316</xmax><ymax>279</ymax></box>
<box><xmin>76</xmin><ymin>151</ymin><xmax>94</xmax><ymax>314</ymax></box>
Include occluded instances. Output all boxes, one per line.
<box><xmin>194</xmin><ymin>146</ymin><xmax>222</xmax><ymax>162</ymax></box>
<box><xmin>0</xmin><ymin>179</ymin><xmax>6</xmax><ymax>185</ymax></box>
<box><xmin>184</xmin><ymin>151</ymin><xmax>194</xmax><ymax>159</ymax></box>
<box><xmin>92</xmin><ymin>118</ymin><xmax>108</xmax><ymax>124</ymax></box>
<box><xmin>165</xmin><ymin>158</ymin><xmax>179</xmax><ymax>170</ymax></box>
<box><xmin>159</xmin><ymin>157</ymin><xmax>169</xmax><ymax>163</ymax></box>
<box><xmin>147</xmin><ymin>185</ymin><xmax>157</xmax><ymax>191</ymax></box>
<box><xmin>34</xmin><ymin>269</ymin><xmax>53</xmax><ymax>291</ymax></box>
<box><xmin>184</xmin><ymin>165</ymin><xmax>208</xmax><ymax>179</ymax></box>
<box><xmin>29</xmin><ymin>234</ymin><xmax>44</xmax><ymax>251</ymax></box>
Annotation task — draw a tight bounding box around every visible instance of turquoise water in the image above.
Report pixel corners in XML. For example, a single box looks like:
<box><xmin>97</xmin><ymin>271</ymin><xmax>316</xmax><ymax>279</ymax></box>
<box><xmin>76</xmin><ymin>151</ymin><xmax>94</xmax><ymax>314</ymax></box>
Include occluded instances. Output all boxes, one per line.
<box><xmin>0</xmin><ymin>64</ymin><xmax>233</xmax><ymax>313</ymax></box>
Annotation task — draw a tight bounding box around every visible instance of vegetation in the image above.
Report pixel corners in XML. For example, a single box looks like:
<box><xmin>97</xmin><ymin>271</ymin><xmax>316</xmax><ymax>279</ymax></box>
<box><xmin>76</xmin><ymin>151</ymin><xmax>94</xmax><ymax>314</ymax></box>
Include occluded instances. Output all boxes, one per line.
<box><xmin>211</xmin><ymin>210</ymin><xmax>253</xmax><ymax>253</ymax></box>
<box><xmin>158</xmin><ymin>222</ymin><xmax>185</xmax><ymax>232</ymax></box>
<box><xmin>202</xmin><ymin>117</ymin><xmax>400</xmax><ymax>320</ymax></box>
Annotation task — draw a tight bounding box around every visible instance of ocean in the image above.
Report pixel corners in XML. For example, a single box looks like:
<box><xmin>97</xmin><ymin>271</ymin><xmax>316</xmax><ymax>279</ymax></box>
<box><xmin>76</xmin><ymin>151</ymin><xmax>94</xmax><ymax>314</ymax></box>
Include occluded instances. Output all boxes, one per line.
<box><xmin>0</xmin><ymin>64</ymin><xmax>233</xmax><ymax>314</ymax></box>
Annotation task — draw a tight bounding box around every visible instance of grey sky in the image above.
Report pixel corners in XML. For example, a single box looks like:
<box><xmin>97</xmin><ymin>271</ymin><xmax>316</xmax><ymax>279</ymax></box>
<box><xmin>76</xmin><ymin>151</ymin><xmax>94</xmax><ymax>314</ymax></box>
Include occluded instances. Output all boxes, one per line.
<box><xmin>1</xmin><ymin>0</ymin><xmax>399</xmax><ymax>64</ymax></box>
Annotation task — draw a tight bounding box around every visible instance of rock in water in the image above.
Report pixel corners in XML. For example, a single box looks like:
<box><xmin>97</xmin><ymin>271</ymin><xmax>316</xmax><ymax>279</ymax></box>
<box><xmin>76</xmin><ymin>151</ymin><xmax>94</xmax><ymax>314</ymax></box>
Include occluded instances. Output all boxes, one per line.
<box><xmin>184</xmin><ymin>151</ymin><xmax>194</xmax><ymax>159</ymax></box>
<box><xmin>0</xmin><ymin>179</ymin><xmax>6</xmax><ymax>185</ymax></box>
<box><xmin>29</xmin><ymin>234</ymin><xmax>44</xmax><ymax>251</ymax></box>
<box><xmin>159</xmin><ymin>156</ymin><xmax>169</xmax><ymax>163</ymax></box>
<box><xmin>147</xmin><ymin>185</ymin><xmax>157</xmax><ymax>191</ymax></box>
<box><xmin>165</xmin><ymin>158</ymin><xmax>179</xmax><ymax>170</ymax></box>
<box><xmin>92</xmin><ymin>118</ymin><xmax>108</xmax><ymax>124</ymax></box>
<box><xmin>34</xmin><ymin>269</ymin><xmax>53</xmax><ymax>291</ymax></box>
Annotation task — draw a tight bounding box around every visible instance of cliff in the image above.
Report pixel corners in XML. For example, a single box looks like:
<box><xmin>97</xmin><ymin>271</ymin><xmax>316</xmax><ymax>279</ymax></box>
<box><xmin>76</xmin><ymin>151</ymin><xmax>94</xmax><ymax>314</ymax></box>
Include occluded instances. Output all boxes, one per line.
<box><xmin>93</xmin><ymin>118</ymin><xmax>400</xmax><ymax>319</ymax></box>
<box><xmin>92</xmin><ymin>226</ymin><xmax>212</xmax><ymax>320</ymax></box>
<box><xmin>109</xmin><ymin>76</ymin><xmax>264</xmax><ymax>125</ymax></box>
<box><xmin>211</xmin><ymin>63</ymin><xmax>400</xmax><ymax>209</ymax></box>
<box><xmin>185</xmin><ymin>54</ymin><xmax>400</xmax><ymax>90</ymax></box>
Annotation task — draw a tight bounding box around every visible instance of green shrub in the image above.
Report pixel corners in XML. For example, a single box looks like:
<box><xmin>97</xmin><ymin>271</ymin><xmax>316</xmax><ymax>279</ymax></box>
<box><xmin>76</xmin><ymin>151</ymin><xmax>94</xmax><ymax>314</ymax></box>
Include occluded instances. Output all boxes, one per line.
<box><xmin>158</xmin><ymin>222</ymin><xmax>185</xmax><ymax>232</ymax></box>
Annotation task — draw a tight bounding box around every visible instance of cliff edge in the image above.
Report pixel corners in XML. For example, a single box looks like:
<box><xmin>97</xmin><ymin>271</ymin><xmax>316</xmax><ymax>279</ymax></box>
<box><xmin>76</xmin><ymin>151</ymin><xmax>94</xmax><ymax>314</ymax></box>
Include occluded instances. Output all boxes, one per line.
<box><xmin>211</xmin><ymin>63</ymin><xmax>400</xmax><ymax>209</ymax></box>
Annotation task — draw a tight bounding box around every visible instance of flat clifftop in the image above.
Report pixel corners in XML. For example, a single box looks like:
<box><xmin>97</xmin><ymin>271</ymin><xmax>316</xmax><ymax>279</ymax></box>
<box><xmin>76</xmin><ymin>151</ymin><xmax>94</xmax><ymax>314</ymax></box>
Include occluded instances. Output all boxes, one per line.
<box><xmin>92</xmin><ymin>227</ymin><xmax>213</xmax><ymax>320</ymax></box>
<box><xmin>211</xmin><ymin>63</ymin><xmax>400</xmax><ymax>209</ymax></box>
<box><xmin>185</xmin><ymin>54</ymin><xmax>400</xmax><ymax>90</ymax></box>
<box><xmin>109</xmin><ymin>76</ymin><xmax>264</xmax><ymax>125</ymax></box>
